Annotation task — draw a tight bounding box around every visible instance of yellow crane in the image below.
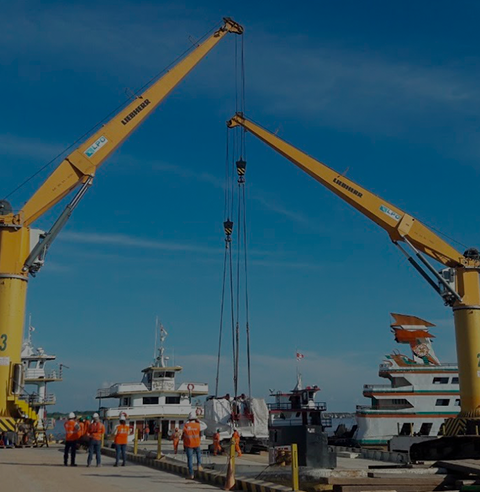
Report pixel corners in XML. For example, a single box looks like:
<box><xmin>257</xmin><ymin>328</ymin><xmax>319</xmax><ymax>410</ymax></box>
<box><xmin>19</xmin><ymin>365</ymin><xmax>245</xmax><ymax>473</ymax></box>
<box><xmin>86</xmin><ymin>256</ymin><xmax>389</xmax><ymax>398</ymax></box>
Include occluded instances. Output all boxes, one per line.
<box><xmin>227</xmin><ymin>113</ymin><xmax>480</xmax><ymax>451</ymax></box>
<box><xmin>0</xmin><ymin>18</ymin><xmax>243</xmax><ymax>435</ymax></box>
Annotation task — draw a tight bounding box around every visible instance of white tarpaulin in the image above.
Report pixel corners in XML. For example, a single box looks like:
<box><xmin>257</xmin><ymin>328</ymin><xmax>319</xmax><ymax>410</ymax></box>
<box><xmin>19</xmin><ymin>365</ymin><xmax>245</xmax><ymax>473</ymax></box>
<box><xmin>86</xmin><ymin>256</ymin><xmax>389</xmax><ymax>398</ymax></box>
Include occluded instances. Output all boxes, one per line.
<box><xmin>203</xmin><ymin>396</ymin><xmax>268</xmax><ymax>439</ymax></box>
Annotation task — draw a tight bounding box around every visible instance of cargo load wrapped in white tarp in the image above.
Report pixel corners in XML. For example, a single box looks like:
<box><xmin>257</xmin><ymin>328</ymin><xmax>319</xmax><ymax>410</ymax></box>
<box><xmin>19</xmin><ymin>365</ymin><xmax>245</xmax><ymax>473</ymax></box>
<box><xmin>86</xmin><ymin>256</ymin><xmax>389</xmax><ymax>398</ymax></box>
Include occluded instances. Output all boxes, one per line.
<box><xmin>203</xmin><ymin>396</ymin><xmax>268</xmax><ymax>439</ymax></box>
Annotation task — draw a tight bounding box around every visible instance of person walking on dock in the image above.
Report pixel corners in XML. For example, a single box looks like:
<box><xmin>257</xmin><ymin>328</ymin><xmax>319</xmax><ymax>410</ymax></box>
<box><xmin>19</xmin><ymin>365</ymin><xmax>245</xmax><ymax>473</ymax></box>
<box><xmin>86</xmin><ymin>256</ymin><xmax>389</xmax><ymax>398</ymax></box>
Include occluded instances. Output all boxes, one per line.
<box><xmin>172</xmin><ymin>427</ymin><xmax>181</xmax><ymax>455</ymax></box>
<box><xmin>233</xmin><ymin>429</ymin><xmax>242</xmax><ymax>457</ymax></box>
<box><xmin>87</xmin><ymin>413</ymin><xmax>105</xmax><ymax>467</ymax></box>
<box><xmin>182</xmin><ymin>410</ymin><xmax>206</xmax><ymax>479</ymax></box>
<box><xmin>64</xmin><ymin>412</ymin><xmax>80</xmax><ymax>466</ymax></box>
<box><xmin>213</xmin><ymin>429</ymin><xmax>222</xmax><ymax>456</ymax></box>
<box><xmin>113</xmin><ymin>415</ymin><xmax>129</xmax><ymax>467</ymax></box>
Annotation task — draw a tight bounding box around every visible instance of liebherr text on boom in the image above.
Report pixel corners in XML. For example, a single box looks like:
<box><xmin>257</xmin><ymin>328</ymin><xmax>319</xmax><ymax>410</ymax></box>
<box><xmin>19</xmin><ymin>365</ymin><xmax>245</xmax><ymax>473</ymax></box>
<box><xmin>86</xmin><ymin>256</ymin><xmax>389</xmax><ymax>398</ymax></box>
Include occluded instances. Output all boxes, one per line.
<box><xmin>0</xmin><ymin>17</ymin><xmax>242</xmax><ymax>434</ymax></box>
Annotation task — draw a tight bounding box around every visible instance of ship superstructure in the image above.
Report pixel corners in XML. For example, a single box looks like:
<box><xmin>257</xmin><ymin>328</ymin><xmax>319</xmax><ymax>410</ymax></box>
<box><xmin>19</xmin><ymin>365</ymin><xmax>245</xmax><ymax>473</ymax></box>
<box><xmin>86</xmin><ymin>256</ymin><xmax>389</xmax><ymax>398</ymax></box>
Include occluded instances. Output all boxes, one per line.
<box><xmin>96</xmin><ymin>324</ymin><xmax>208</xmax><ymax>440</ymax></box>
<box><xmin>20</xmin><ymin>322</ymin><xmax>64</xmax><ymax>441</ymax></box>
<box><xmin>268</xmin><ymin>374</ymin><xmax>331</xmax><ymax>429</ymax></box>
<box><xmin>355</xmin><ymin>313</ymin><xmax>459</xmax><ymax>446</ymax></box>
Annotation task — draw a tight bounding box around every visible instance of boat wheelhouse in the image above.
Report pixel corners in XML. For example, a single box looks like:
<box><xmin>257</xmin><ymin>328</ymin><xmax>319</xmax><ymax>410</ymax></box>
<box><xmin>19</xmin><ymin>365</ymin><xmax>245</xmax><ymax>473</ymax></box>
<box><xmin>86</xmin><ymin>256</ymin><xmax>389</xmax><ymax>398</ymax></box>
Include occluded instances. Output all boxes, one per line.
<box><xmin>355</xmin><ymin>313</ymin><xmax>459</xmax><ymax>446</ymax></box>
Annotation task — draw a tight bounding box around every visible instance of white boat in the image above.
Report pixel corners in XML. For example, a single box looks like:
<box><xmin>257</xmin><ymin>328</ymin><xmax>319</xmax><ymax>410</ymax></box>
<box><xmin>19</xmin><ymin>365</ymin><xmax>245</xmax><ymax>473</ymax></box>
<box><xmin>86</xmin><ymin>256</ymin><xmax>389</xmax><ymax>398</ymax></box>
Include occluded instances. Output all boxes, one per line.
<box><xmin>355</xmin><ymin>313</ymin><xmax>459</xmax><ymax>446</ymax></box>
<box><xmin>96</xmin><ymin>324</ymin><xmax>208</xmax><ymax>441</ymax></box>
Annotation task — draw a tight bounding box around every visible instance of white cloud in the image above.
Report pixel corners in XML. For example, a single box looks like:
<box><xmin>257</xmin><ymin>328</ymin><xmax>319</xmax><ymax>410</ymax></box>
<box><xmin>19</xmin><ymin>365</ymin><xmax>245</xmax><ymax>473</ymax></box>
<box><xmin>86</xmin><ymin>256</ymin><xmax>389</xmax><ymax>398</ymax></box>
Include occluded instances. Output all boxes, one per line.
<box><xmin>60</xmin><ymin>231</ymin><xmax>221</xmax><ymax>255</ymax></box>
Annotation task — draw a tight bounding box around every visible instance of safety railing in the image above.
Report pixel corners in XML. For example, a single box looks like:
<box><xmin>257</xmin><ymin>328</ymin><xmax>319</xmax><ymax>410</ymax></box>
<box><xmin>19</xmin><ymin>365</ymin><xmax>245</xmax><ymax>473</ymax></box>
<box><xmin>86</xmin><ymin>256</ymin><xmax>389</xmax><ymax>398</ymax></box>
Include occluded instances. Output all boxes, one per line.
<box><xmin>19</xmin><ymin>393</ymin><xmax>56</xmax><ymax>405</ymax></box>
<box><xmin>267</xmin><ymin>402</ymin><xmax>327</xmax><ymax>411</ymax></box>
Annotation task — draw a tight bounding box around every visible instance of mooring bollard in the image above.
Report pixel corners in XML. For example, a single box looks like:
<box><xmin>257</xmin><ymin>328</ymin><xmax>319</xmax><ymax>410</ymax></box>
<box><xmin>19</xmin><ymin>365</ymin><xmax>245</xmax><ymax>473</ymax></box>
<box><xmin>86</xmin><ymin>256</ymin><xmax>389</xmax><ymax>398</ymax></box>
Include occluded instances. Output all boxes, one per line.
<box><xmin>133</xmin><ymin>428</ymin><xmax>139</xmax><ymax>455</ymax></box>
<box><xmin>291</xmin><ymin>443</ymin><xmax>299</xmax><ymax>491</ymax></box>
<box><xmin>156</xmin><ymin>431</ymin><xmax>162</xmax><ymax>459</ymax></box>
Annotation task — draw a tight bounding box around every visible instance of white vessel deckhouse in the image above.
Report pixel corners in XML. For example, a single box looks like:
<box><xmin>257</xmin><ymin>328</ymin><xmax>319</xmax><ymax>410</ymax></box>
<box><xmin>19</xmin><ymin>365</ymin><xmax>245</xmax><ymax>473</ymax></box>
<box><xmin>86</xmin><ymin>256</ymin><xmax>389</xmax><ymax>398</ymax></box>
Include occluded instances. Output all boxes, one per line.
<box><xmin>20</xmin><ymin>321</ymin><xmax>64</xmax><ymax>441</ymax></box>
<box><xmin>96</xmin><ymin>324</ymin><xmax>208</xmax><ymax>440</ymax></box>
<box><xmin>355</xmin><ymin>313</ymin><xmax>459</xmax><ymax>446</ymax></box>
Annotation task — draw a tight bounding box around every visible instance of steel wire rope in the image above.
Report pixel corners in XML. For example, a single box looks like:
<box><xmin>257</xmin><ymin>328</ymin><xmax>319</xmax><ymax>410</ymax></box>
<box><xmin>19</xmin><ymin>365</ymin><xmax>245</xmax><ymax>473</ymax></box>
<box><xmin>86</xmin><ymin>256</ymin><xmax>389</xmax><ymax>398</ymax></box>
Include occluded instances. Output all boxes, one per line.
<box><xmin>215</xmin><ymin>246</ymin><xmax>229</xmax><ymax>397</ymax></box>
<box><xmin>2</xmin><ymin>20</ymin><xmax>223</xmax><ymax>202</ymax></box>
<box><xmin>234</xmin><ymin>181</ymin><xmax>242</xmax><ymax>398</ymax></box>
<box><xmin>228</xmin><ymin>244</ymin><xmax>237</xmax><ymax>396</ymax></box>
<box><xmin>238</xmin><ymin>34</ymin><xmax>252</xmax><ymax>397</ymax></box>
<box><xmin>242</xmin><ymin>184</ymin><xmax>252</xmax><ymax>398</ymax></box>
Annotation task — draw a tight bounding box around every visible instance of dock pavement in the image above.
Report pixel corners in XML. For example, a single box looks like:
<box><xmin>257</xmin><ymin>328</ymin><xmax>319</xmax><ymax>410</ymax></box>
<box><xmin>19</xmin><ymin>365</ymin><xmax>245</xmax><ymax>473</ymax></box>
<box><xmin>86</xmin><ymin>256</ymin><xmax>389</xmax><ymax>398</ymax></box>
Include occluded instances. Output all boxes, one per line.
<box><xmin>0</xmin><ymin>445</ymin><xmax>220</xmax><ymax>492</ymax></box>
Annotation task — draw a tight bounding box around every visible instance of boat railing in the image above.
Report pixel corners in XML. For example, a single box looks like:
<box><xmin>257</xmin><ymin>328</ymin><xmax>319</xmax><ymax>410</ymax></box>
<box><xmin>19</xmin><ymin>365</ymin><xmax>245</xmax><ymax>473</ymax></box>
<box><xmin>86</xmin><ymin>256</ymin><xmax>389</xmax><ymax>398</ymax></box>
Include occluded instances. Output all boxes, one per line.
<box><xmin>19</xmin><ymin>393</ymin><xmax>56</xmax><ymax>405</ymax></box>
<box><xmin>96</xmin><ymin>382</ymin><xmax>147</xmax><ymax>398</ymax></box>
<box><xmin>267</xmin><ymin>402</ymin><xmax>327</xmax><ymax>411</ymax></box>
<box><xmin>24</xmin><ymin>368</ymin><xmax>63</xmax><ymax>380</ymax></box>
<box><xmin>356</xmin><ymin>403</ymin><xmax>413</xmax><ymax>411</ymax></box>
<box><xmin>363</xmin><ymin>384</ymin><xmax>414</xmax><ymax>392</ymax></box>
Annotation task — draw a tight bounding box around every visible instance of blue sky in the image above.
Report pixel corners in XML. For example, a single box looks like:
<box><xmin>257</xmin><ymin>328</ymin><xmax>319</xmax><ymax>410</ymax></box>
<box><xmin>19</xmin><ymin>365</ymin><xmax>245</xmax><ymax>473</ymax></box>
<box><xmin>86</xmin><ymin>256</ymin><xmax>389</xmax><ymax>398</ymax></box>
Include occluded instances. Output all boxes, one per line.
<box><xmin>2</xmin><ymin>1</ymin><xmax>480</xmax><ymax>412</ymax></box>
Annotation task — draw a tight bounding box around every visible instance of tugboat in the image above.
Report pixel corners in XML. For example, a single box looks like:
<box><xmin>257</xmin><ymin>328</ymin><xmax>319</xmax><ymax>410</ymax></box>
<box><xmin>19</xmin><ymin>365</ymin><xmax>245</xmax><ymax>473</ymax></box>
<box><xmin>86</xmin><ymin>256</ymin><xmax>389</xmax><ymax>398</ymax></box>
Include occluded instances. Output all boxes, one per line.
<box><xmin>267</xmin><ymin>373</ymin><xmax>336</xmax><ymax>468</ymax></box>
<box><xmin>96</xmin><ymin>323</ymin><xmax>208</xmax><ymax>441</ymax></box>
<box><xmin>355</xmin><ymin>313</ymin><xmax>459</xmax><ymax>447</ymax></box>
<box><xmin>268</xmin><ymin>374</ymin><xmax>331</xmax><ymax>429</ymax></box>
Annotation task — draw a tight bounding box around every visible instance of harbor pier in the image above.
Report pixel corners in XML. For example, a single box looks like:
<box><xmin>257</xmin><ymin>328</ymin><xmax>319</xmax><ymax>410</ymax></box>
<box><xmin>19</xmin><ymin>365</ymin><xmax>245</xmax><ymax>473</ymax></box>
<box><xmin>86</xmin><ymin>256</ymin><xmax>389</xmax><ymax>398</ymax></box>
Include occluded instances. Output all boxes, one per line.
<box><xmin>0</xmin><ymin>445</ymin><xmax>222</xmax><ymax>492</ymax></box>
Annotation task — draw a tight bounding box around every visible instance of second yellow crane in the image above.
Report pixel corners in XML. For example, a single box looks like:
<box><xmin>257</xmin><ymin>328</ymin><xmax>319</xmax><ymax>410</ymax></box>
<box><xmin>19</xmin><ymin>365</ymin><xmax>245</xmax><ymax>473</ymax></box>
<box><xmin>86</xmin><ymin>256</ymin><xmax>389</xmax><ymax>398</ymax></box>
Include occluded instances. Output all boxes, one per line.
<box><xmin>227</xmin><ymin>113</ymin><xmax>480</xmax><ymax>456</ymax></box>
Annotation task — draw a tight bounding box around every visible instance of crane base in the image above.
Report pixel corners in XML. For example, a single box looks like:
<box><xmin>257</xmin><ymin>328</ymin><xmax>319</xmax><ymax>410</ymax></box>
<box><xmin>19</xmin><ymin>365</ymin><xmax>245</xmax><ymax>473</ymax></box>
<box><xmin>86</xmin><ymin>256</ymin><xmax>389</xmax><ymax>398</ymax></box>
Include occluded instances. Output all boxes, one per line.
<box><xmin>410</xmin><ymin>436</ymin><xmax>480</xmax><ymax>462</ymax></box>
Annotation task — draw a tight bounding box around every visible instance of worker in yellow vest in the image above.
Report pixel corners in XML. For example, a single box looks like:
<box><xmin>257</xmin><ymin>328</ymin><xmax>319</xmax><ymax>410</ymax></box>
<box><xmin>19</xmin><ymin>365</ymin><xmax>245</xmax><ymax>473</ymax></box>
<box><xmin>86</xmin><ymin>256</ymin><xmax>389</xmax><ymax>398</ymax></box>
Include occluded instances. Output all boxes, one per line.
<box><xmin>182</xmin><ymin>410</ymin><xmax>207</xmax><ymax>479</ymax></box>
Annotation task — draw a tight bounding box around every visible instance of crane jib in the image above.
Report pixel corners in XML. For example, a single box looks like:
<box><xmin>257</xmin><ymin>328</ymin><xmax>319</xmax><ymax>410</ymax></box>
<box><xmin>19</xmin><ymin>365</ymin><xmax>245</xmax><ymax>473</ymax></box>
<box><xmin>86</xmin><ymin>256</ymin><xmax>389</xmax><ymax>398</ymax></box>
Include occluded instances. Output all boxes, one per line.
<box><xmin>121</xmin><ymin>99</ymin><xmax>151</xmax><ymax>126</ymax></box>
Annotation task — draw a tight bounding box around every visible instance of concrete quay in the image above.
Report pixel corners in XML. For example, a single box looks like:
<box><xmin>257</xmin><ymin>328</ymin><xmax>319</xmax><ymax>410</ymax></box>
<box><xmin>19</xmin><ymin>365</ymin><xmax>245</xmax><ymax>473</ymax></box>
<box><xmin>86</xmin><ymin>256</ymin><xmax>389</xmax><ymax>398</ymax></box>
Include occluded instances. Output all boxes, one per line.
<box><xmin>0</xmin><ymin>445</ymin><xmax>221</xmax><ymax>492</ymax></box>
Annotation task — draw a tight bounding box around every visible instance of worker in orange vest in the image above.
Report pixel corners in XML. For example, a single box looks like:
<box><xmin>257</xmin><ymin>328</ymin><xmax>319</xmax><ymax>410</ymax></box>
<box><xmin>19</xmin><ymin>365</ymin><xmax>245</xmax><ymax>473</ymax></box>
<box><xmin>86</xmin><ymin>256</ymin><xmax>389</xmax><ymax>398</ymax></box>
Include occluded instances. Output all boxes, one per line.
<box><xmin>233</xmin><ymin>429</ymin><xmax>242</xmax><ymax>457</ymax></box>
<box><xmin>113</xmin><ymin>415</ymin><xmax>129</xmax><ymax>467</ymax></box>
<box><xmin>64</xmin><ymin>412</ymin><xmax>81</xmax><ymax>466</ymax></box>
<box><xmin>213</xmin><ymin>429</ymin><xmax>222</xmax><ymax>456</ymax></box>
<box><xmin>182</xmin><ymin>410</ymin><xmax>207</xmax><ymax>479</ymax></box>
<box><xmin>87</xmin><ymin>413</ymin><xmax>105</xmax><ymax>467</ymax></box>
<box><xmin>172</xmin><ymin>427</ymin><xmax>181</xmax><ymax>455</ymax></box>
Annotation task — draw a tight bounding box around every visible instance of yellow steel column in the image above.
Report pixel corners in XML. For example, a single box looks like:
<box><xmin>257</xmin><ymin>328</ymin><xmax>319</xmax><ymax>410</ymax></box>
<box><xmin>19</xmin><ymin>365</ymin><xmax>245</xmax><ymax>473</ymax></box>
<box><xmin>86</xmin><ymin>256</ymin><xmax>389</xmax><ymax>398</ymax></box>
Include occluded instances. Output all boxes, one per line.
<box><xmin>133</xmin><ymin>428</ymin><xmax>139</xmax><ymax>455</ymax></box>
<box><xmin>0</xmin><ymin>226</ymin><xmax>29</xmax><ymax>418</ymax></box>
<box><xmin>156</xmin><ymin>430</ymin><xmax>162</xmax><ymax>459</ymax></box>
<box><xmin>291</xmin><ymin>443</ymin><xmax>299</xmax><ymax>491</ymax></box>
<box><xmin>454</xmin><ymin>268</ymin><xmax>480</xmax><ymax>417</ymax></box>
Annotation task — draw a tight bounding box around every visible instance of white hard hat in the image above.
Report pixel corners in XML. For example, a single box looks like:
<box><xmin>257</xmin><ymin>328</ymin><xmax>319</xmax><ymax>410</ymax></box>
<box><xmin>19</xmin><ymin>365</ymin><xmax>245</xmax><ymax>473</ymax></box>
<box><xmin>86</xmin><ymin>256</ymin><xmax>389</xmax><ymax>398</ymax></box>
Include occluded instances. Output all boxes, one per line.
<box><xmin>93</xmin><ymin>412</ymin><xmax>99</xmax><ymax>419</ymax></box>
<box><xmin>120</xmin><ymin>416</ymin><xmax>126</xmax><ymax>422</ymax></box>
<box><xmin>69</xmin><ymin>412</ymin><xmax>75</xmax><ymax>419</ymax></box>
<box><xmin>188</xmin><ymin>410</ymin><xmax>197</xmax><ymax>420</ymax></box>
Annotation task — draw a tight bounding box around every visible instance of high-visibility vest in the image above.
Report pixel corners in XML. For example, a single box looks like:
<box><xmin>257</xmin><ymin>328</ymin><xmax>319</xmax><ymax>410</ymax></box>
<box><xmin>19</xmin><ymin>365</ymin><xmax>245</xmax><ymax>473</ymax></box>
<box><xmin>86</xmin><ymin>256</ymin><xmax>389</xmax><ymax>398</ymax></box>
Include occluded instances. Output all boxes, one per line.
<box><xmin>89</xmin><ymin>421</ymin><xmax>105</xmax><ymax>441</ymax></box>
<box><xmin>64</xmin><ymin>420</ymin><xmax>80</xmax><ymax>441</ymax></box>
<box><xmin>114</xmin><ymin>424</ymin><xmax>130</xmax><ymax>445</ymax></box>
<box><xmin>182</xmin><ymin>421</ymin><xmax>201</xmax><ymax>448</ymax></box>
<box><xmin>213</xmin><ymin>432</ymin><xmax>220</xmax><ymax>443</ymax></box>
<box><xmin>233</xmin><ymin>431</ymin><xmax>240</xmax><ymax>444</ymax></box>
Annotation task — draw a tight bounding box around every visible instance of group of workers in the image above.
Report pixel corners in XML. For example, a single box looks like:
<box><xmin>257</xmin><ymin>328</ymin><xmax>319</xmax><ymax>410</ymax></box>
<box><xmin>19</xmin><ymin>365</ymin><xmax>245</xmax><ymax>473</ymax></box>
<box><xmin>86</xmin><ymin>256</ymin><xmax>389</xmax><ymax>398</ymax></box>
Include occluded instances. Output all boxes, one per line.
<box><xmin>64</xmin><ymin>410</ymin><xmax>243</xmax><ymax>477</ymax></box>
<box><xmin>64</xmin><ymin>412</ymin><xmax>106</xmax><ymax>467</ymax></box>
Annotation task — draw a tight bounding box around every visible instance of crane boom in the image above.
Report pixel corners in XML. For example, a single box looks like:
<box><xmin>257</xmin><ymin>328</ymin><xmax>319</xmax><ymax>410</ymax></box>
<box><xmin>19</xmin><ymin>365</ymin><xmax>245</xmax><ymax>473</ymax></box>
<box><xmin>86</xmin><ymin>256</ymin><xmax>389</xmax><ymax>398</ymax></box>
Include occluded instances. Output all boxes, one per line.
<box><xmin>227</xmin><ymin>112</ymin><xmax>480</xmax><ymax>423</ymax></box>
<box><xmin>0</xmin><ymin>17</ymin><xmax>243</xmax><ymax>438</ymax></box>
<box><xmin>227</xmin><ymin>113</ymin><xmax>467</xmax><ymax>269</ymax></box>
<box><xmin>19</xmin><ymin>17</ymin><xmax>242</xmax><ymax>227</ymax></box>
